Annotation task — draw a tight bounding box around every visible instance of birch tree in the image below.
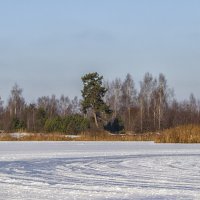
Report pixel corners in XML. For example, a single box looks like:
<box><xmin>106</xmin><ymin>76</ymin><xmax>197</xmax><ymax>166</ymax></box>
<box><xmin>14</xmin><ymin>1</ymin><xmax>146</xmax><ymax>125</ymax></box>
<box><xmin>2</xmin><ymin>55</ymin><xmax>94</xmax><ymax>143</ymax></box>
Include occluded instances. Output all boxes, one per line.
<box><xmin>7</xmin><ymin>84</ymin><xmax>25</xmax><ymax>118</ymax></box>
<box><xmin>121</xmin><ymin>74</ymin><xmax>137</xmax><ymax>131</ymax></box>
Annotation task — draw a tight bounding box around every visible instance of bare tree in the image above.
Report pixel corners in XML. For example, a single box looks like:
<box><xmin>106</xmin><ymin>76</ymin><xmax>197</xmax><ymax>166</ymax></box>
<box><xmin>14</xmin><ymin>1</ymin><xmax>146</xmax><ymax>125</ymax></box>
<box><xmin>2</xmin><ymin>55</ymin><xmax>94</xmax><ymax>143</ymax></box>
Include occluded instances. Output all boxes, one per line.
<box><xmin>26</xmin><ymin>103</ymin><xmax>36</xmax><ymax>131</ymax></box>
<box><xmin>7</xmin><ymin>83</ymin><xmax>25</xmax><ymax>118</ymax></box>
<box><xmin>104</xmin><ymin>78</ymin><xmax>122</xmax><ymax>118</ymax></box>
<box><xmin>157</xmin><ymin>73</ymin><xmax>173</xmax><ymax>130</ymax></box>
<box><xmin>49</xmin><ymin>95</ymin><xmax>59</xmax><ymax>118</ymax></box>
<box><xmin>37</xmin><ymin>96</ymin><xmax>50</xmax><ymax>112</ymax></box>
<box><xmin>139</xmin><ymin>73</ymin><xmax>156</xmax><ymax>131</ymax></box>
<box><xmin>0</xmin><ymin>96</ymin><xmax>3</xmax><ymax>115</ymax></box>
<box><xmin>59</xmin><ymin>95</ymin><xmax>72</xmax><ymax>116</ymax></box>
<box><xmin>71</xmin><ymin>96</ymin><xmax>80</xmax><ymax>114</ymax></box>
<box><xmin>121</xmin><ymin>74</ymin><xmax>137</xmax><ymax>131</ymax></box>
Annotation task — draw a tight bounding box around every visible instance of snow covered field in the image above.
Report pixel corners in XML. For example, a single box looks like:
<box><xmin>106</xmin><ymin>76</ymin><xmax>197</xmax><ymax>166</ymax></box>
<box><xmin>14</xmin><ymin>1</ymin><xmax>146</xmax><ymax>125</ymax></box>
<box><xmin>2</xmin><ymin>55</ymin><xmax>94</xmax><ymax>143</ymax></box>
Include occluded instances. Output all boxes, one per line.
<box><xmin>0</xmin><ymin>142</ymin><xmax>199</xmax><ymax>200</ymax></box>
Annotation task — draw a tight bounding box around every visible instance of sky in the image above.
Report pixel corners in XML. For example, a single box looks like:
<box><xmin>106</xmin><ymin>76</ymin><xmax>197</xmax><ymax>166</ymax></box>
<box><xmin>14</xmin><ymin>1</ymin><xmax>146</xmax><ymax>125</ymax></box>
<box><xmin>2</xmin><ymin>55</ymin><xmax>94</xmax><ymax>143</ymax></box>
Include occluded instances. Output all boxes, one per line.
<box><xmin>0</xmin><ymin>0</ymin><xmax>200</xmax><ymax>103</ymax></box>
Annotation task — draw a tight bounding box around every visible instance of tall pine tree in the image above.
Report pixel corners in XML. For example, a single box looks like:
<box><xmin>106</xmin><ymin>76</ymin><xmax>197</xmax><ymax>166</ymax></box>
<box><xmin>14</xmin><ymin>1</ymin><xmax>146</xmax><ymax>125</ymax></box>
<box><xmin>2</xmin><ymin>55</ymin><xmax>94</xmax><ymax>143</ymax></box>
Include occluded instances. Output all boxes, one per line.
<box><xmin>81</xmin><ymin>72</ymin><xmax>110</xmax><ymax>128</ymax></box>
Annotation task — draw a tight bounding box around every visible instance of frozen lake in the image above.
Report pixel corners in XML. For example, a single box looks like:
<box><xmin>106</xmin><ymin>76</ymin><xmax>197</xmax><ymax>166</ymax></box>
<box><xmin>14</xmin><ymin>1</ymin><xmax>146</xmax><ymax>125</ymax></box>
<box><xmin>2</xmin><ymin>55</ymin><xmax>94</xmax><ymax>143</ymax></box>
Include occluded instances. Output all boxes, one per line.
<box><xmin>0</xmin><ymin>141</ymin><xmax>199</xmax><ymax>200</ymax></box>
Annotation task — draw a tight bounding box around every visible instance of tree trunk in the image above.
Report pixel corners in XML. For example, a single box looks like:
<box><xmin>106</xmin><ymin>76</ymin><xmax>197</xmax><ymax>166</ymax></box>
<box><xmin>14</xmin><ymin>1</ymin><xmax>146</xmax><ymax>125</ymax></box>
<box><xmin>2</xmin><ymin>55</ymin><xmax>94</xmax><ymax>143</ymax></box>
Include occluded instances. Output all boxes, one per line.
<box><xmin>158</xmin><ymin>93</ymin><xmax>161</xmax><ymax>130</ymax></box>
<box><xmin>33</xmin><ymin>111</ymin><xmax>35</xmax><ymax>131</ymax></box>
<box><xmin>93</xmin><ymin>112</ymin><xmax>99</xmax><ymax>128</ymax></box>
<box><xmin>114</xmin><ymin>100</ymin><xmax>117</xmax><ymax>118</ymax></box>
<box><xmin>128</xmin><ymin>107</ymin><xmax>131</xmax><ymax>131</ymax></box>
<box><xmin>153</xmin><ymin>99</ymin><xmax>156</xmax><ymax>130</ymax></box>
<box><xmin>158</xmin><ymin>106</ymin><xmax>161</xmax><ymax>130</ymax></box>
<box><xmin>140</xmin><ymin>104</ymin><xmax>143</xmax><ymax>133</ymax></box>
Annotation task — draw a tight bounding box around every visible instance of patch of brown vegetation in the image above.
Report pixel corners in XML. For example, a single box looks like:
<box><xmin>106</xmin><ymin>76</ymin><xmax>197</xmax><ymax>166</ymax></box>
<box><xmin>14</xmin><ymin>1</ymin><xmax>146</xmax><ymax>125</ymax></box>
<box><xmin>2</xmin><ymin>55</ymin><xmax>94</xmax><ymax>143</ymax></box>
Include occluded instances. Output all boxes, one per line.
<box><xmin>155</xmin><ymin>125</ymin><xmax>200</xmax><ymax>143</ymax></box>
<box><xmin>1</xmin><ymin>125</ymin><xmax>200</xmax><ymax>143</ymax></box>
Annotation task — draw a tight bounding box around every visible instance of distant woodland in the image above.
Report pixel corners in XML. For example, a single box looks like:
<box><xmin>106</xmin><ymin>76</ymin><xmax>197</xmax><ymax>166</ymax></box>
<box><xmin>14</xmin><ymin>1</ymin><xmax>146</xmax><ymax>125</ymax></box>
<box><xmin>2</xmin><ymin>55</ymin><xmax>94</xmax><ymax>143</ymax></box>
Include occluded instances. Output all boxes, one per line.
<box><xmin>0</xmin><ymin>72</ymin><xmax>200</xmax><ymax>135</ymax></box>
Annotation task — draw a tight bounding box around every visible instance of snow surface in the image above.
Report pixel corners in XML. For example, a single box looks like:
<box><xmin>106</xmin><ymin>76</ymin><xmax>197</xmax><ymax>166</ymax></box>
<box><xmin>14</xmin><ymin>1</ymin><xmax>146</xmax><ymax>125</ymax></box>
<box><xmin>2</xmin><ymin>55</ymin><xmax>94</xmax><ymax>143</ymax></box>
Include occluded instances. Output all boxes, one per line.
<box><xmin>0</xmin><ymin>141</ymin><xmax>200</xmax><ymax>200</ymax></box>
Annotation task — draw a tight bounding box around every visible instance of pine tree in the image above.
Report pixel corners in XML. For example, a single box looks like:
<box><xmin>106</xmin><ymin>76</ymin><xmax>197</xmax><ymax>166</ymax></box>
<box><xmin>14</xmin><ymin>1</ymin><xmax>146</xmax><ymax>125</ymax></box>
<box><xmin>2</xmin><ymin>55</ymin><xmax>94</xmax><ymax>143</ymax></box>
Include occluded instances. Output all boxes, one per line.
<box><xmin>81</xmin><ymin>72</ymin><xmax>110</xmax><ymax>128</ymax></box>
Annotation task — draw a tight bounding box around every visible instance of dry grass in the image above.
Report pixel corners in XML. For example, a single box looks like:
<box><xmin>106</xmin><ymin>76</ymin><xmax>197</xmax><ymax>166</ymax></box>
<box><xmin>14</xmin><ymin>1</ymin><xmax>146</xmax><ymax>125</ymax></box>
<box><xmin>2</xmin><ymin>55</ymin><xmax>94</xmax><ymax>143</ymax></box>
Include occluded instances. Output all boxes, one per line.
<box><xmin>0</xmin><ymin>134</ymin><xmax>16</xmax><ymax>141</ymax></box>
<box><xmin>0</xmin><ymin>133</ymin><xmax>73</xmax><ymax>141</ymax></box>
<box><xmin>77</xmin><ymin>130</ymin><xmax>157</xmax><ymax>141</ymax></box>
<box><xmin>0</xmin><ymin>131</ymin><xmax>157</xmax><ymax>142</ymax></box>
<box><xmin>155</xmin><ymin>124</ymin><xmax>200</xmax><ymax>143</ymax></box>
<box><xmin>1</xmin><ymin>125</ymin><xmax>200</xmax><ymax>143</ymax></box>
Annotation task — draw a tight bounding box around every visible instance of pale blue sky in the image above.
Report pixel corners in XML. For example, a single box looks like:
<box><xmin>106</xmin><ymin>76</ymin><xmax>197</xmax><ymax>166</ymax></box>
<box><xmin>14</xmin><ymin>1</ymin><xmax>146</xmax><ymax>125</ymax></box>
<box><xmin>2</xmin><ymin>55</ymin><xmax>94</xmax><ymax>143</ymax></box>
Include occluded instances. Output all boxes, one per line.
<box><xmin>0</xmin><ymin>0</ymin><xmax>200</xmax><ymax>102</ymax></box>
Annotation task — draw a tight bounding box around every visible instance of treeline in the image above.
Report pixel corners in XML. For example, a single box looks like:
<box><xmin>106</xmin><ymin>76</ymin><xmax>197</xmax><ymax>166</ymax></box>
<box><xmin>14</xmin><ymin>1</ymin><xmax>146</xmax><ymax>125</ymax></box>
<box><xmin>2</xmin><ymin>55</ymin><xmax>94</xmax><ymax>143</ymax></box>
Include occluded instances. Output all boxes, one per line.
<box><xmin>104</xmin><ymin>73</ymin><xmax>200</xmax><ymax>133</ymax></box>
<box><xmin>0</xmin><ymin>85</ymin><xmax>89</xmax><ymax>133</ymax></box>
<box><xmin>0</xmin><ymin>72</ymin><xmax>199</xmax><ymax>134</ymax></box>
